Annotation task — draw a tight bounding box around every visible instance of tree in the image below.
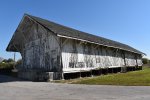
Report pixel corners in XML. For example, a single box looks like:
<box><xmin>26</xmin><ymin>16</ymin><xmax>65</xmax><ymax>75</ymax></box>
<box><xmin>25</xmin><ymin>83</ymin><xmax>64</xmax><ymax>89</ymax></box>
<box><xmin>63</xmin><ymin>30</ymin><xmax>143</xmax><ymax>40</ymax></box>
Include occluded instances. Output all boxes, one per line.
<box><xmin>142</xmin><ymin>58</ymin><xmax>149</xmax><ymax>64</ymax></box>
<box><xmin>7</xmin><ymin>58</ymin><xmax>15</xmax><ymax>63</ymax></box>
<box><xmin>2</xmin><ymin>59</ymin><xmax>7</xmax><ymax>63</ymax></box>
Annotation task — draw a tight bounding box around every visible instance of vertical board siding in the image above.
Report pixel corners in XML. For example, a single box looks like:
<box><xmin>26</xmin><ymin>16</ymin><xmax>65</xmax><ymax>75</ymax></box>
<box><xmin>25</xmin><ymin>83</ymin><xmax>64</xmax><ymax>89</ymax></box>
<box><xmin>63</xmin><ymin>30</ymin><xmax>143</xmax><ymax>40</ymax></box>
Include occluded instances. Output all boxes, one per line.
<box><xmin>125</xmin><ymin>52</ymin><xmax>137</xmax><ymax>67</ymax></box>
<box><xmin>22</xmin><ymin>20</ymin><xmax>61</xmax><ymax>72</ymax></box>
<box><xmin>62</xmin><ymin>38</ymin><xmax>139</xmax><ymax>73</ymax></box>
<box><xmin>76</xmin><ymin>42</ymin><xmax>85</xmax><ymax>68</ymax></box>
<box><xmin>94</xmin><ymin>47</ymin><xmax>101</xmax><ymax>68</ymax></box>
<box><xmin>62</xmin><ymin>39</ymin><xmax>74</xmax><ymax>69</ymax></box>
<box><xmin>137</xmin><ymin>55</ymin><xmax>143</xmax><ymax>66</ymax></box>
<box><xmin>20</xmin><ymin>17</ymin><xmax>143</xmax><ymax>74</ymax></box>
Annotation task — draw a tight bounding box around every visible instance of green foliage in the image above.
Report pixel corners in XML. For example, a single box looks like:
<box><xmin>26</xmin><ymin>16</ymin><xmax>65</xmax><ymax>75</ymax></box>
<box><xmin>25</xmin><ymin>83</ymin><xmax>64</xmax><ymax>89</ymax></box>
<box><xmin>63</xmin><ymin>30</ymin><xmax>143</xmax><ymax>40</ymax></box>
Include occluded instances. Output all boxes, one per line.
<box><xmin>16</xmin><ymin>59</ymin><xmax>22</xmax><ymax>65</ymax></box>
<box><xmin>7</xmin><ymin>58</ymin><xmax>15</xmax><ymax>63</ymax></box>
<box><xmin>2</xmin><ymin>59</ymin><xmax>8</xmax><ymax>63</ymax></box>
<box><xmin>71</xmin><ymin>68</ymin><xmax>150</xmax><ymax>86</ymax></box>
<box><xmin>2</xmin><ymin>58</ymin><xmax>15</xmax><ymax>63</ymax></box>
<box><xmin>0</xmin><ymin>62</ymin><xmax>14</xmax><ymax>69</ymax></box>
<box><xmin>142</xmin><ymin>58</ymin><xmax>149</xmax><ymax>64</ymax></box>
<box><xmin>0</xmin><ymin>58</ymin><xmax>15</xmax><ymax>69</ymax></box>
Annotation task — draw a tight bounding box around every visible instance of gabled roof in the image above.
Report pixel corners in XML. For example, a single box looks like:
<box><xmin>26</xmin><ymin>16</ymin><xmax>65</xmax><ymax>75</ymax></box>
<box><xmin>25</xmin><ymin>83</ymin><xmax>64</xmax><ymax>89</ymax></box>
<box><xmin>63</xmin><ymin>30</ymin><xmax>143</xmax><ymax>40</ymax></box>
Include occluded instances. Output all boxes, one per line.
<box><xmin>7</xmin><ymin>14</ymin><xmax>145</xmax><ymax>55</ymax></box>
<box><xmin>27</xmin><ymin>14</ymin><xmax>144</xmax><ymax>55</ymax></box>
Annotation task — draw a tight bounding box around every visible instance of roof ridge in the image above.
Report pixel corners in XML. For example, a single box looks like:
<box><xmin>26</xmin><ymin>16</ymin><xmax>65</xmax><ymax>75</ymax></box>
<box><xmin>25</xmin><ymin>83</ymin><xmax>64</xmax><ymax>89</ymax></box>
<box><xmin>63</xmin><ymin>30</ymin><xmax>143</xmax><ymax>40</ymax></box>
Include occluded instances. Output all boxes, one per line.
<box><xmin>24</xmin><ymin>14</ymin><xmax>144</xmax><ymax>55</ymax></box>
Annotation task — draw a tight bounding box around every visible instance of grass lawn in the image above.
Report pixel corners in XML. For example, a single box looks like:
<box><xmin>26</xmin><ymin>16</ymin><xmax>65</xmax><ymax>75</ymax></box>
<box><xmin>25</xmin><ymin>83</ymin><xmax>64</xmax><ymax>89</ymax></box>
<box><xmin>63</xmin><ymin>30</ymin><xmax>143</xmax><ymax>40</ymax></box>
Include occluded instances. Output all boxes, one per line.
<box><xmin>55</xmin><ymin>67</ymin><xmax>150</xmax><ymax>86</ymax></box>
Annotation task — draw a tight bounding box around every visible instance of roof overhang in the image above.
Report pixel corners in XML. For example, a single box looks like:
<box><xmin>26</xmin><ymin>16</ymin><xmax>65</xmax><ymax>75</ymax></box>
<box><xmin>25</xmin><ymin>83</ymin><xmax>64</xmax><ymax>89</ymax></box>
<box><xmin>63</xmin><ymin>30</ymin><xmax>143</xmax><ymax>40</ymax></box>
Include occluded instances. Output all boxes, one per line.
<box><xmin>6</xmin><ymin>14</ymin><xmax>34</xmax><ymax>52</ymax></box>
<box><xmin>57</xmin><ymin>34</ymin><xmax>146</xmax><ymax>55</ymax></box>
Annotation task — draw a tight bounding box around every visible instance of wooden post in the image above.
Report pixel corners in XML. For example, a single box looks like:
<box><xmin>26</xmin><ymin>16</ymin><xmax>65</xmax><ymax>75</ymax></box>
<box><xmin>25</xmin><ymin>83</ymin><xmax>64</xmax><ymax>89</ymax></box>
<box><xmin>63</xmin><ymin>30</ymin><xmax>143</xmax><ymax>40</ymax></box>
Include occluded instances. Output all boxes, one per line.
<box><xmin>91</xmin><ymin>70</ymin><xmax>93</xmax><ymax>77</ymax></box>
<box><xmin>107</xmin><ymin>67</ymin><xmax>109</xmax><ymax>74</ymax></box>
<box><xmin>13</xmin><ymin>52</ymin><xmax>16</xmax><ymax>69</ymax></box>
<box><xmin>99</xmin><ymin>68</ymin><xmax>101</xmax><ymax>75</ymax></box>
<box><xmin>135</xmin><ymin>55</ymin><xmax>138</xmax><ymax>70</ymax></box>
<box><xmin>61</xmin><ymin>73</ymin><xmax>64</xmax><ymax>80</ymax></box>
<box><xmin>122</xmin><ymin>51</ymin><xmax>127</xmax><ymax>73</ymax></box>
<box><xmin>79</xmin><ymin>70</ymin><xmax>81</xmax><ymax>78</ymax></box>
<box><xmin>60</xmin><ymin>37</ymin><xmax>64</xmax><ymax>80</ymax></box>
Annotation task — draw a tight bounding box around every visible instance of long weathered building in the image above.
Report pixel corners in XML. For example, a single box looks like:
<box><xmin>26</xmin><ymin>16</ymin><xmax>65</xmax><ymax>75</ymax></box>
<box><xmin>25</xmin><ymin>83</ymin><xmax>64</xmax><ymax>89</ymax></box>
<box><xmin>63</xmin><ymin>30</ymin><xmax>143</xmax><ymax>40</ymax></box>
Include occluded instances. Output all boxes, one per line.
<box><xmin>6</xmin><ymin>14</ymin><xmax>144</xmax><ymax>81</ymax></box>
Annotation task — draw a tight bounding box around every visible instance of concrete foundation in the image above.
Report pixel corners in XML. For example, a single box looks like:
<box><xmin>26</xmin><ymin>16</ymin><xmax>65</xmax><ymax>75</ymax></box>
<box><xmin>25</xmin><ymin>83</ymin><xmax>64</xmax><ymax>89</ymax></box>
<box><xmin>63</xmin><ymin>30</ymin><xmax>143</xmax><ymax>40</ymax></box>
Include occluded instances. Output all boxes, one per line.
<box><xmin>18</xmin><ymin>70</ymin><xmax>62</xmax><ymax>81</ymax></box>
<box><xmin>18</xmin><ymin>66</ymin><xmax>142</xmax><ymax>81</ymax></box>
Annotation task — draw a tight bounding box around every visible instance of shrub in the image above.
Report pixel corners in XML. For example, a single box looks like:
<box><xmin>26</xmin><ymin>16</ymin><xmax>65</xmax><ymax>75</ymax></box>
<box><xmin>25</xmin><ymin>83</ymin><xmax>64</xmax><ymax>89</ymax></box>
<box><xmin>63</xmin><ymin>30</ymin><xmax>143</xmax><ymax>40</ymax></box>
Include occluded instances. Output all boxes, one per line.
<box><xmin>2</xmin><ymin>58</ymin><xmax>14</xmax><ymax>63</ymax></box>
<box><xmin>0</xmin><ymin>62</ymin><xmax>14</xmax><ymax>69</ymax></box>
<box><xmin>142</xmin><ymin>58</ymin><xmax>149</xmax><ymax>64</ymax></box>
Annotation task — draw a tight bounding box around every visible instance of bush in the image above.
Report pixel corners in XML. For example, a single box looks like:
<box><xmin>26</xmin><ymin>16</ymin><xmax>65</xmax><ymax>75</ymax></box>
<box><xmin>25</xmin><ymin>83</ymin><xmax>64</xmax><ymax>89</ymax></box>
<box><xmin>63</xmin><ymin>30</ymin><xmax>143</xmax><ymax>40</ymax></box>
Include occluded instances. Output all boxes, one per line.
<box><xmin>142</xmin><ymin>58</ymin><xmax>149</xmax><ymax>64</ymax></box>
<box><xmin>0</xmin><ymin>59</ymin><xmax>16</xmax><ymax>75</ymax></box>
<box><xmin>0</xmin><ymin>62</ymin><xmax>14</xmax><ymax>69</ymax></box>
<box><xmin>2</xmin><ymin>58</ymin><xmax>14</xmax><ymax>63</ymax></box>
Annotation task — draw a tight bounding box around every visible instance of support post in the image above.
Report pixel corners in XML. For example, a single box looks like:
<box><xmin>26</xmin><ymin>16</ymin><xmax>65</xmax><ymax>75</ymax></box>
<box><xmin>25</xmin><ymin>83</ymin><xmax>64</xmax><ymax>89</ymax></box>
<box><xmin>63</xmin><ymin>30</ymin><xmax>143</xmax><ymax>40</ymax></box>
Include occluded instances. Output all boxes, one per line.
<box><xmin>91</xmin><ymin>70</ymin><xmax>93</xmax><ymax>77</ymax></box>
<box><xmin>121</xmin><ymin>51</ymin><xmax>127</xmax><ymax>73</ymax></box>
<box><xmin>135</xmin><ymin>55</ymin><xmax>138</xmax><ymax>70</ymax></box>
<box><xmin>61</xmin><ymin>73</ymin><xmax>64</xmax><ymax>80</ymax></box>
<box><xmin>13</xmin><ymin>52</ymin><xmax>16</xmax><ymax>69</ymax></box>
<box><xmin>80</xmin><ymin>71</ymin><xmax>81</xmax><ymax>78</ymax></box>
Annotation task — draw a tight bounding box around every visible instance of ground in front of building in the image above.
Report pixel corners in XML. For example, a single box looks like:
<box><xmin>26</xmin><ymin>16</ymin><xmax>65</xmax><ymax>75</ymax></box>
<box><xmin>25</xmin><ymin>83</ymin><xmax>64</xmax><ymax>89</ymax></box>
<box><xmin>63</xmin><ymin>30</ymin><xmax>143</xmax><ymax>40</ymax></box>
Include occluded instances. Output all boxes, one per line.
<box><xmin>0</xmin><ymin>75</ymin><xmax>150</xmax><ymax>100</ymax></box>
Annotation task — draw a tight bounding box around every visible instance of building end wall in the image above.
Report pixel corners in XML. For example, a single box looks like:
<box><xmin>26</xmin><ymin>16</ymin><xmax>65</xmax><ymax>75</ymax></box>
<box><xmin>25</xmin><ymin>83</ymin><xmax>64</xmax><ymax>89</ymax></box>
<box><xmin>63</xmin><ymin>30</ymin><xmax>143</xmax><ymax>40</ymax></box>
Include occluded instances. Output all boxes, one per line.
<box><xmin>18</xmin><ymin>70</ymin><xmax>62</xmax><ymax>81</ymax></box>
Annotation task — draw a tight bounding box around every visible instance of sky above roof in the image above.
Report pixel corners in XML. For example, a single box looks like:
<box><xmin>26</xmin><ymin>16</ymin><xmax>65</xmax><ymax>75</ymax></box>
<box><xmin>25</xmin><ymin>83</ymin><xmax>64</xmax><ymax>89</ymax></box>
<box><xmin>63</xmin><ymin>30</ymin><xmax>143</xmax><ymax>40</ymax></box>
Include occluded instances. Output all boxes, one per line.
<box><xmin>0</xmin><ymin>0</ymin><xmax>150</xmax><ymax>60</ymax></box>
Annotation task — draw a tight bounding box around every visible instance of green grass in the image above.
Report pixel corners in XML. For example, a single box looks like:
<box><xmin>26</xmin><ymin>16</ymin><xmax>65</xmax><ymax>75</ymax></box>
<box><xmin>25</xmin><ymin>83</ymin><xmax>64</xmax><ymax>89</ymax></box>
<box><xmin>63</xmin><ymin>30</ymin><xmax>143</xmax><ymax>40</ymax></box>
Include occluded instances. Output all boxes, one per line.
<box><xmin>55</xmin><ymin>67</ymin><xmax>150</xmax><ymax>86</ymax></box>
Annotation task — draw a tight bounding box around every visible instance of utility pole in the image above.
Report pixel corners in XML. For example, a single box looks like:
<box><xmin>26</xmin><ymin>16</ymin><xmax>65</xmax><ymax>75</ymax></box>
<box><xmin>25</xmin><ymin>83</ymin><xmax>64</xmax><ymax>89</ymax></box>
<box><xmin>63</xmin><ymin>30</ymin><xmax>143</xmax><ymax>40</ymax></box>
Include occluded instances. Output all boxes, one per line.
<box><xmin>13</xmin><ymin>52</ymin><xmax>16</xmax><ymax>69</ymax></box>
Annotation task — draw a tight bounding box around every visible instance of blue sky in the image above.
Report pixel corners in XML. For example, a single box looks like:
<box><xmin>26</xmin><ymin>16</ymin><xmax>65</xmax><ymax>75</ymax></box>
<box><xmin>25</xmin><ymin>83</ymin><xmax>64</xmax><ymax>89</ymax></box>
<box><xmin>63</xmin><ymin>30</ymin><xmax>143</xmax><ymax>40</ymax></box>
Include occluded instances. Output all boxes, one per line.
<box><xmin>0</xmin><ymin>0</ymin><xmax>150</xmax><ymax>60</ymax></box>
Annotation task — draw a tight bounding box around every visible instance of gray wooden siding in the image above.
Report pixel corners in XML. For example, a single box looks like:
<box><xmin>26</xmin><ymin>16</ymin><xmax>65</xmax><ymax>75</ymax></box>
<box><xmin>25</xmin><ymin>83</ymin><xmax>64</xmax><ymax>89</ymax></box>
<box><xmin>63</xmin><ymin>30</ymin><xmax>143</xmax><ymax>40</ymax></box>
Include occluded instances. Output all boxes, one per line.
<box><xmin>137</xmin><ymin>55</ymin><xmax>143</xmax><ymax>66</ymax></box>
<box><xmin>61</xmin><ymin>38</ymin><xmax>142</xmax><ymax>73</ymax></box>
<box><xmin>18</xmin><ymin>17</ymin><xmax>142</xmax><ymax>74</ymax></box>
<box><xmin>21</xmin><ymin>21</ymin><xmax>61</xmax><ymax>72</ymax></box>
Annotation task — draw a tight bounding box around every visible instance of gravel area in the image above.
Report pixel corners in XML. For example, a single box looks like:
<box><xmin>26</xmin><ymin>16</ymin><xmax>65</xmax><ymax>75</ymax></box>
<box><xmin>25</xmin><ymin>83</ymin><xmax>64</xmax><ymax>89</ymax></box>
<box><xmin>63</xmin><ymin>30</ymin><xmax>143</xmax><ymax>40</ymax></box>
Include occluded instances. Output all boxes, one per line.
<box><xmin>0</xmin><ymin>75</ymin><xmax>150</xmax><ymax>100</ymax></box>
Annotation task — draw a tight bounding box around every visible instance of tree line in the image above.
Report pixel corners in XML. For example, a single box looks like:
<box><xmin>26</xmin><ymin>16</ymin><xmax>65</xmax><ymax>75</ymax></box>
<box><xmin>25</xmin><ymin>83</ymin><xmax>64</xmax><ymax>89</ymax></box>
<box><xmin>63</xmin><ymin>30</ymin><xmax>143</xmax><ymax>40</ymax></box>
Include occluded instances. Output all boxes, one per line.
<box><xmin>0</xmin><ymin>58</ymin><xmax>22</xmax><ymax>69</ymax></box>
<box><xmin>142</xmin><ymin>58</ymin><xmax>150</xmax><ymax>65</ymax></box>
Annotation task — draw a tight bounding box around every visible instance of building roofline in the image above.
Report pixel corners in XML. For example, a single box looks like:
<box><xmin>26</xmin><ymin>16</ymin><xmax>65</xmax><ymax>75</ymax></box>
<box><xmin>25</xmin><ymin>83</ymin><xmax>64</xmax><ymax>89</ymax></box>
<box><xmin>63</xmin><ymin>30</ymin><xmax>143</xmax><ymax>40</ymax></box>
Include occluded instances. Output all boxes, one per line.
<box><xmin>6</xmin><ymin>14</ymin><xmax>146</xmax><ymax>55</ymax></box>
